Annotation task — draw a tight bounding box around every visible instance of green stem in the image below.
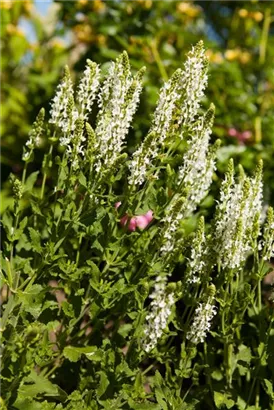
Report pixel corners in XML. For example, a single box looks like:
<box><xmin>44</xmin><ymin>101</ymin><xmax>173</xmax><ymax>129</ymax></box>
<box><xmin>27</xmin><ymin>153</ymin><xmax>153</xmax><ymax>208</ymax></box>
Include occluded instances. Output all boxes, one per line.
<box><xmin>151</xmin><ymin>39</ymin><xmax>168</xmax><ymax>81</ymax></box>
<box><xmin>259</xmin><ymin>8</ymin><xmax>271</xmax><ymax>65</ymax></box>
<box><xmin>245</xmin><ymin>316</ymin><xmax>273</xmax><ymax>408</ymax></box>
<box><xmin>40</xmin><ymin>144</ymin><xmax>54</xmax><ymax>200</ymax></box>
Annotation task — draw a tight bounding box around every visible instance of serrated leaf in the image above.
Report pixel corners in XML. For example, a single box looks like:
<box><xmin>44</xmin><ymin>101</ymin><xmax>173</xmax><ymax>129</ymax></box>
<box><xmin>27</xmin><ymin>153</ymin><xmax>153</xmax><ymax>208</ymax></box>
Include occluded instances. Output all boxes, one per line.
<box><xmin>30</xmin><ymin>200</ymin><xmax>43</xmax><ymax>216</ymax></box>
<box><xmin>78</xmin><ymin>171</ymin><xmax>87</xmax><ymax>187</ymax></box>
<box><xmin>118</xmin><ymin>323</ymin><xmax>132</xmax><ymax>338</ymax></box>
<box><xmin>61</xmin><ymin>301</ymin><xmax>75</xmax><ymax>318</ymax></box>
<box><xmin>237</xmin><ymin>344</ymin><xmax>252</xmax><ymax>364</ymax></box>
<box><xmin>16</xmin><ymin>370</ymin><xmax>67</xmax><ymax>401</ymax></box>
<box><xmin>214</xmin><ymin>391</ymin><xmax>235</xmax><ymax>409</ymax></box>
<box><xmin>63</xmin><ymin>345</ymin><xmax>100</xmax><ymax>362</ymax></box>
<box><xmin>211</xmin><ymin>369</ymin><xmax>224</xmax><ymax>381</ymax></box>
<box><xmin>28</xmin><ymin>227</ymin><xmax>42</xmax><ymax>253</ymax></box>
<box><xmin>129</xmin><ymin>402</ymin><xmax>162</xmax><ymax>410</ymax></box>
<box><xmin>87</xmin><ymin>260</ymin><xmax>101</xmax><ymax>282</ymax></box>
<box><xmin>13</xmin><ymin>216</ymin><xmax>28</xmax><ymax>240</ymax></box>
<box><xmin>18</xmin><ymin>284</ymin><xmax>44</xmax><ymax>319</ymax></box>
<box><xmin>24</xmin><ymin>171</ymin><xmax>39</xmax><ymax>192</ymax></box>
<box><xmin>97</xmin><ymin>371</ymin><xmax>109</xmax><ymax>398</ymax></box>
<box><xmin>263</xmin><ymin>378</ymin><xmax>274</xmax><ymax>399</ymax></box>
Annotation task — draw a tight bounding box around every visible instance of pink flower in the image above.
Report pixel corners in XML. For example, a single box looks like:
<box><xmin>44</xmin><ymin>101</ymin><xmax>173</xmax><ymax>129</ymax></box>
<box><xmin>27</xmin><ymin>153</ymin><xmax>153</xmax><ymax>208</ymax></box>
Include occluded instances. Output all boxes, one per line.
<box><xmin>120</xmin><ymin>215</ymin><xmax>137</xmax><ymax>231</ymax></box>
<box><xmin>115</xmin><ymin>201</ymin><xmax>122</xmax><ymax>209</ymax></box>
<box><xmin>239</xmin><ymin>130</ymin><xmax>251</xmax><ymax>143</ymax></box>
<box><xmin>228</xmin><ymin>127</ymin><xmax>238</xmax><ymax>137</ymax></box>
<box><xmin>227</xmin><ymin>127</ymin><xmax>252</xmax><ymax>145</ymax></box>
<box><xmin>119</xmin><ymin>210</ymin><xmax>154</xmax><ymax>232</ymax></box>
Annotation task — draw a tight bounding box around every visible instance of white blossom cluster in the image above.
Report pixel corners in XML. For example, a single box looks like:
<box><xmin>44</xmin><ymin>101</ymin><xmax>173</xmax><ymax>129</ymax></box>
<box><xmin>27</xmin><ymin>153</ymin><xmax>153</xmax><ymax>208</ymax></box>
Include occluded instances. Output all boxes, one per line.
<box><xmin>49</xmin><ymin>61</ymin><xmax>100</xmax><ymax>165</ymax></box>
<box><xmin>49</xmin><ymin>66</ymin><xmax>77</xmax><ymax>136</ymax></box>
<box><xmin>179</xmin><ymin>40</ymin><xmax>208</xmax><ymax>127</ymax></box>
<box><xmin>94</xmin><ymin>52</ymin><xmax>144</xmax><ymax>175</ymax></box>
<box><xmin>186</xmin><ymin>295</ymin><xmax>217</xmax><ymax>344</ymax></box>
<box><xmin>77</xmin><ymin>60</ymin><xmax>101</xmax><ymax>119</ymax></box>
<box><xmin>186</xmin><ymin>217</ymin><xmax>207</xmax><ymax>285</ymax></box>
<box><xmin>22</xmin><ymin>108</ymin><xmax>45</xmax><ymax>162</ymax></box>
<box><xmin>261</xmin><ymin>207</ymin><xmax>274</xmax><ymax>261</ymax></box>
<box><xmin>128</xmin><ymin>41</ymin><xmax>208</xmax><ymax>187</ymax></box>
<box><xmin>160</xmin><ymin>197</ymin><xmax>186</xmax><ymax>257</ymax></box>
<box><xmin>178</xmin><ymin>105</ymin><xmax>217</xmax><ymax>215</ymax></box>
<box><xmin>214</xmin><ymin>160</ymin><xmax>263</xmax><ymax>270</ymax></box>
<box><xmin>142</xmin><ymin>276</ymin><xmax>175</xmax><ymax>352</ymax></box>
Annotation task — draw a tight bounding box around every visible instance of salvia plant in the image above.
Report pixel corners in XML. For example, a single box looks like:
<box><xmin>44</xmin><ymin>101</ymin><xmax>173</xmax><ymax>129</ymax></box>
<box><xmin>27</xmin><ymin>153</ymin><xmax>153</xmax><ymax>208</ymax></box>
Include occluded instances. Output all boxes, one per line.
<box><xmin>1</xmin><ymin>41</ymin><xmax>274</xmax><ymax>410</ymax></box>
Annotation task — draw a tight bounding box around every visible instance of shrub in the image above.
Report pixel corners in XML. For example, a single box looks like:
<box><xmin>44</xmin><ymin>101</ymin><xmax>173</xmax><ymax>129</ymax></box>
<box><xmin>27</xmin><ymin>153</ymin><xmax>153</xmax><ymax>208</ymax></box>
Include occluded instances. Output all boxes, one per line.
<box><xmin>1</xmin><ymin>42</ymin><xmax>273</xmax><ymax>410</ymax></box>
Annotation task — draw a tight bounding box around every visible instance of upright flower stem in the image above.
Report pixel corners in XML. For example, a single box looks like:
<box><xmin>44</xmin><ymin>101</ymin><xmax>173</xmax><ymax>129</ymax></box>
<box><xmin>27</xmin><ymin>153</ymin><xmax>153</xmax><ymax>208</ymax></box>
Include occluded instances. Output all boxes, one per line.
<box><xmin>259</xmin><ymin>8</ymin><xmax>271</xmax><ymax>65</ymax></box>
<box><xmin>40</xmin><ymin>144</ymin><xmax>53</xmax><ymax>200</ymax></box>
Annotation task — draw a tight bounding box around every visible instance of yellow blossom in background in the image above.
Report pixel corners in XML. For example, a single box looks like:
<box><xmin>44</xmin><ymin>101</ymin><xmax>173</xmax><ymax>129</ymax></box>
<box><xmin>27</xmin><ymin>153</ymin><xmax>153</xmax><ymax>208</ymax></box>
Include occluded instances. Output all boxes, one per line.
<box><xmin>240</xmin><ymin>51</ymin><xmax>252</xmax><ymax>64</ymax></box>
<box><xmin>74</xmin><ymin>24</ymin><xmax>94</xmax><ymax>43</ymax></box>
<box><xmin>225</xmin><ymin>48</ymin><xmax>241</xmax><ymax>61</ymax></box>
<box><xmin>0</xmin><ymin>0</ymin><xmax>12</xmax><ymax>9</ymax></box>
<box><xmin>224</xmin><ymin>48</ymin><xmax>252</xmax><ymax>64</ymax></box>
<box><xmin>78</xmin><ymin>0</ymin><xmax>88</xmax><ymax>6</ymax></box>
<box><xmin>93</xmin><ymin>0</ymin><xmax>106</xmax><ymax>13</ymax></box>
<box><xmin>251</xmin><ymin>11</ymin><xmax>263</xmax><ymax>22</ymax></box>
<box><xmin>239</xmin><ymin>8</ymin><xmax>264</xmax><ymax>22</ymax></box>
<box><xmin>206</xmin><ymin>50</ymin><xmax>224</xmax><ymax>64</ymax></box>
<box><xmin>177</xmin><ymin>2</ymin><xmax>201</xmax><ymax>18</ymax></box>
<box><xmin>22</xmin><ymin>0</ymin><xmax>33</xmax><ymax>15</ymax></box>
<box><xmin>137</xmin><ymin>0</ymin><xmax>152</xmax><ymax>9</ymax></box>
<box><xmin>96</xmin><ymin>34</ymin><xmax>106</xmax><ymax>46</ymax></box>
<box><xmin>238</xmin><ymin>8</ymin><xmax>249</xmax><ymax>18</ymax></box>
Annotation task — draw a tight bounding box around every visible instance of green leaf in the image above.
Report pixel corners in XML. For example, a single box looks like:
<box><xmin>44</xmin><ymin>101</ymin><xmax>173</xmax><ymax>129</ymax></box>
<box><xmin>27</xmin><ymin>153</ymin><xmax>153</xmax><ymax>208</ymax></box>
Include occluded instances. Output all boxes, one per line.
<box><xmin>78</xmin><ymin>171</ymin><xmax>87</xmax><ymax>188</ymax></box>
<box><xmin>24</xmin><ymin>171</ymin><xmax>39</xmax><ymax>192</ymax></box>
<box><xmin>214</xmin><ymin>391</ymin><xmax>235</xmax><ymax>409</ymax></box>
<box><xmin>129</xmin><ymin>402</ymin><xmax>162</xmax><ymax>410</ymax></box>
<box><xmin>61</xmin><ymin>301</ymin><xmax>75</xmax><ymax>318</ymax></box>
<box><xmin>97</xmin><ymin>371</ymin><xmax>109</xmax><ymax>398</ymax></box>
<box><xmin>16</xmin><ymin>370</ymin><xmax>67</xmax><ymax>401</ymax></box>
<box><xmin>237</xmin><ymin>344</ymin><xmax>252</xmax><ymax>363</ymax></box>
<box><xmin>87</xmin><ymin>260</ymin><xmax>101</xmax><ymax>282</ymax></box>
<box><xmin>63</xmin><ymin>345</ymin><xmax>100</xmax><ymax>362</ymax></box>
<box><xmin>263</xmin><ymin>378</ymin><xmax>274</xmax><ymax>399</ymax></box>
<box><xmin>18</xmin><ymin>284</ymin><xmax>44</xmax><ymax>319</ymax></box>
<box><xmin>28</xmin><ymin>227</ymin><xmax>42</xmax><ymax>253</ymax></box>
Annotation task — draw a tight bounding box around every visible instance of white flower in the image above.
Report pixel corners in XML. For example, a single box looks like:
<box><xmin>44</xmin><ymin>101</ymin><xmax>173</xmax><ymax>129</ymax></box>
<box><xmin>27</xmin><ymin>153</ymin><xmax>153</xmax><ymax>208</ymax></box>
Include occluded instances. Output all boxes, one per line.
<box><xmin>142</xmin><ymin>276</ymin><xmax>175</xmax><ymax>353</ymax></box>
<box><xmin>76</xmin><ymin>60</ymin><xmax>100</xmax><ymax>119</ymax></box>
<box><xmin>214</xmin><ymin>160</ymin><xmax>263</xmax><ymax>270</ymax></box>
<box><xmin>128</xmin><ymin>41</ymin><xmax>208</xmax><ymax>187</ymax></box>
<box><xmin>186</xmin><ymin>289</ymin><xmax>217</xmax><ymax>344</ymax></box>
<box><xmin>262</xmin><ymin>207</ymin><xmax>274</xmax><ymax>261</ymax></box>
<box><xmin>22</xmin><ymin>108</ymin><xmax>45</xmax><ymax>162</ymax></box>
<box><xmin>160</xmin><ymin>197</ymin><xmax>186</xmax><ymax>257</ymax></box>
<box><xmin>49</xmin><ymin>66</ymin><xmax>78</xmax><ymax>137</ymax></box>
<box><xmin>94</xmin><ymin>52</ymin><xmax>144</xmax><ymax>175</ymax></box>
<box><xmin>186</xmin><ymin>217</ymin><xmax>207</xmax><ymax>284</ymax></box>
<box><xmin>178</xmin><ymin>105</ymin><xmax>217</xmax><ymax>215</ymax></box>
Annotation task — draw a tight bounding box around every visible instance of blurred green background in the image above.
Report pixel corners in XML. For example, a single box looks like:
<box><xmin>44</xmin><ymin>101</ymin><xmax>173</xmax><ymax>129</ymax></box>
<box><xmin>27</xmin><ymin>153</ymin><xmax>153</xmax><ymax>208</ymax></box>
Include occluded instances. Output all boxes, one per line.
<box><xmin>1</xmin><ymin>0</ymin><xmax>274</xmax><ymax>212</ymax></box>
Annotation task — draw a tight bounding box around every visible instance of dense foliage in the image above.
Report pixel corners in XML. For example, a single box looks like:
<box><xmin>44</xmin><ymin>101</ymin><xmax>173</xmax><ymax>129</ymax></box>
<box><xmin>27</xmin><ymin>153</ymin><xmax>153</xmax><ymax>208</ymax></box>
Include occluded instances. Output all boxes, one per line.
<box><xmin>1</xmin><ymin>44</ymin><xmax>274</xmax><ymax>410</ymax></box>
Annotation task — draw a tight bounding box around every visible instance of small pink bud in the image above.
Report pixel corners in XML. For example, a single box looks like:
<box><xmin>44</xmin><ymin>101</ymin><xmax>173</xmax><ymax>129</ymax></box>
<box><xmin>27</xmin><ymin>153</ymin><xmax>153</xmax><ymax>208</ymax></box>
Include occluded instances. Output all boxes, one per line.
<box><xmin>120</xmin><ymin>209</ymin><xmax>154</xmax><ymax>231</ymax></box>
<box><xmin>120</xmin><ymin>215</ymin><xmax>137</xmax><ymax>231</ymax></box>
<box><xmin>135</xmin><ymin>215</ymin><xmax>149</xmax><ymax>229</ymax></box>
<box><xmin>115</xmin><ymin>201</ymin><xmax>122</xmax><ymax>209</ymax></box>
<box><xmin>120</xmin><ymin>215</ymin><xmax>129</xmax><ymax>226</ymax></box>
<box><xmin>228</xmin><ymin>127</ymin><xmax>238</xmax><ymax>137</ymax></box>
<box><xmin>128</xmin><ymin>217</ymin><xmax>137</xmax><ymax>232</ymax></box>
<box><xmin>144</xmin><ymin>210</ymin><xmax>153</xmax><ymax>223</ymax></box>
<box><xmin>239</xmin><ymin>130</ymin><xmax>252</xmax><ymax>141</ymax></box>
<box><xmin>135</xmin><ymin>210</ymin><xmax>153</xmax><ymax>230</ymax></box>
